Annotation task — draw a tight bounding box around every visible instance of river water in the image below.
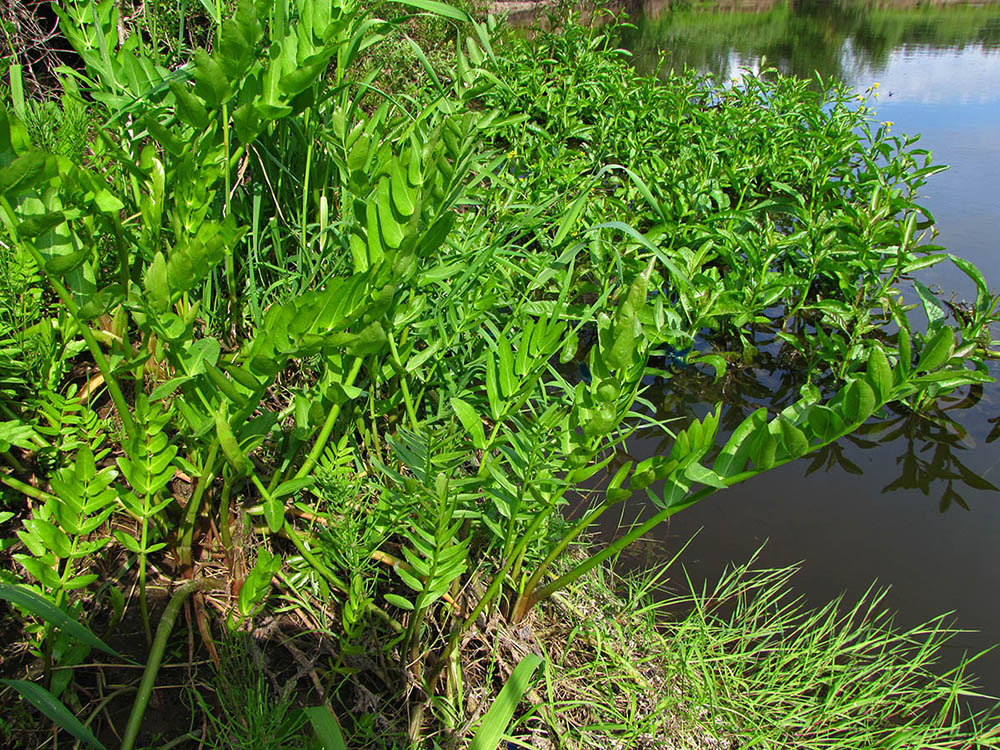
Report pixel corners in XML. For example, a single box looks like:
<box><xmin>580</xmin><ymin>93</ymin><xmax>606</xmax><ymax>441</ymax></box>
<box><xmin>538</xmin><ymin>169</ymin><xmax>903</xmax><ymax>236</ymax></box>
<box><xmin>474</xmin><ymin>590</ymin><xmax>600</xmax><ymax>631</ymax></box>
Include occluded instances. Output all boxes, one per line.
<box><xmin>605</xmin><ymin>1</ymin><xmax>1000</xmax><ymax>693</ymax></box>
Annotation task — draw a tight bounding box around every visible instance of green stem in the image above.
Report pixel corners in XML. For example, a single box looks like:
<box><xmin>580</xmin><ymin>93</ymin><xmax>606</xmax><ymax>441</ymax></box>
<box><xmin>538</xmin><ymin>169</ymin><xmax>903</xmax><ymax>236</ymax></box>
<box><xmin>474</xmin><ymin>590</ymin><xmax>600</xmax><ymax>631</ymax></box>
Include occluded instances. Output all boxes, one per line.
<box><xmin>518</xmin><ymin>486</ymin><xmax>621</xmax><ymax>610</ymax></box>
<box><xmin>300</xmin><ymin>109</ymin><xmax>314</xmax><ymax>259</ymax></box>
<box><xmin>388</xmin><ymin>335</ymin><xmax>418</xmax><ymax>430</ymax></box>
<box><xmin>20</xmin><ymin>254</ymin><xmax>138</xmax><ymax>440</ymax></box>
<box><xmin>138</xmin><ymin>509</ymin><xmax>152</xmax><ymax>647</ymax></box>
<box><xmin>120</xmin><ymin>578</ymin><xmax>226</xmax><ymax>750</ymax></box>
<box><xmin>291</xmin><ymin>356</ymin><xmax>364</xmax><ymax>482</ymax></box>
<box><xmin>219</xmin><ymin>475</ymin><xmax>233</xmax><ymax>562</ymax></box>
<box><xmin>0</xmin><ymin>473</ymin><xmax>56</xmax><ymax>503</ymax></box>
<box><xmin>179</xmin><ymin>443</ymin><xmax>220</xmax><ymax>569</ymax></box>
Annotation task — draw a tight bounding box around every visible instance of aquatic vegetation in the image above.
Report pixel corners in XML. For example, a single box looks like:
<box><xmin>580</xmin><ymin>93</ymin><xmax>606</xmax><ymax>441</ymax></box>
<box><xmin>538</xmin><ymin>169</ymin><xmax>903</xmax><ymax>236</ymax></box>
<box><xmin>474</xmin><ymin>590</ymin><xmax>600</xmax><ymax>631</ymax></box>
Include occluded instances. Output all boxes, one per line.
<box><xmin>0</xmin><ymin>1</ymin><xmax>998</xmax><ymax>746</ymax></box>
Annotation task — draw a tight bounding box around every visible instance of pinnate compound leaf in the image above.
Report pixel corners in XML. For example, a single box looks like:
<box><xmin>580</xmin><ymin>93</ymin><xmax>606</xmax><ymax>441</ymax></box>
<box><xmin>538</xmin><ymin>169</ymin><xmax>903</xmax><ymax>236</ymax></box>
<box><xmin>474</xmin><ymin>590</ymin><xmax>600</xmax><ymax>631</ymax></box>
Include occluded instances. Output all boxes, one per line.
<box><xmin>1</xmin><ymin>679</ymin><xmax>106</xmax><ymax>749</ymax></box>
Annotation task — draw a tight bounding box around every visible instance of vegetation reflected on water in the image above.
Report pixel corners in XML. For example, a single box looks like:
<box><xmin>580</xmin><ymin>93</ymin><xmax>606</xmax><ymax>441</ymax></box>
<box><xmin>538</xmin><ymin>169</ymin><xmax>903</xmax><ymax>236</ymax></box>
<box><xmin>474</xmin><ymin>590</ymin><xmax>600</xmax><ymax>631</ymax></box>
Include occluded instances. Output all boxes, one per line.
<box><xmin>639</xmin><ymin>349</ymin><xmax>999</xmax><ymax>515</ymax></box>
<box><xmin>618</xmin><ymin>0</ymin><xmax>1000</xmax><ymax>81</ymax></box>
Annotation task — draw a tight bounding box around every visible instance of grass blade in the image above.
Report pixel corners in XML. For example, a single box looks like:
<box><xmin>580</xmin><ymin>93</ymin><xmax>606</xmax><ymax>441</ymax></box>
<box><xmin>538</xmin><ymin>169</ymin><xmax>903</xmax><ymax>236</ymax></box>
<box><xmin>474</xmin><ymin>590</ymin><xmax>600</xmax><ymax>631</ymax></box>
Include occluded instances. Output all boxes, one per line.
<box><xmin>1</xmin><ymin>679</ymin><xmax>107</xmax><ymax>749</ymax></box>
<box><xmin>305</xmin><ymin>705</ymin><xmax>348</xmax><ymax>750</ymax></box>
<box><xmin>391</xmin><ymin>0</ymin><xmax>470</xmax><ymax>22</ymax></box>
<box><xmin>0</xmin><ymin>583</ymin><xmax>121</xmax><ymax>658</ymax></box>
<box><xmin>469</xmin><ymin>653</ymin><xmax>543</xmax><ymax>750</ymax></box>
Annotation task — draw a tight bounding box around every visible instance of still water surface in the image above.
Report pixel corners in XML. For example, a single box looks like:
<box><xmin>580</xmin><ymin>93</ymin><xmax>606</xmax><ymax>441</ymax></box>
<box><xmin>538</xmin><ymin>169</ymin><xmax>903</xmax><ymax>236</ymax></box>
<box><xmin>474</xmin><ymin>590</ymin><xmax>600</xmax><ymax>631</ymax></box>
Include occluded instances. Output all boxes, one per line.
<box><xmin>613</xmin><ymin>1</ymin><xmax>1000</xmax><ymax>691</ymax></box>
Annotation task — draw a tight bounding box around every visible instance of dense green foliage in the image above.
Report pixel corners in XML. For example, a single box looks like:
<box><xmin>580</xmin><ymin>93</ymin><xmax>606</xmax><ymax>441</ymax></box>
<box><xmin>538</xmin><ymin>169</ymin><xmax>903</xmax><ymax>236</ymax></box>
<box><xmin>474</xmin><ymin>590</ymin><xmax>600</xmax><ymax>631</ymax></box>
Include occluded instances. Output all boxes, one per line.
<box><xmin>1</xmin><ymin>0</ymin><xmax>999</xmax><ymax>746</ymax></box>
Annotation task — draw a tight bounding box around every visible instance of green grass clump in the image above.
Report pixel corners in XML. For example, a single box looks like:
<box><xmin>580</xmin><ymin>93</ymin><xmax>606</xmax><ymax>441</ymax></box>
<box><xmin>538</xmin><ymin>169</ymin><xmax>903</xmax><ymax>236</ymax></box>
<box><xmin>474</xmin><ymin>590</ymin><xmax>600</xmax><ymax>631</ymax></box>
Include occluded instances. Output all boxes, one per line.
<box><xmin>458</xmin><ymin>549</ymin><xmax>1000</xmax><ymax>748</ymax></box>
<box><xmin>0</xmin><ymin>0</ymin><xmax>999</xmax><ymax>746</ymax></box>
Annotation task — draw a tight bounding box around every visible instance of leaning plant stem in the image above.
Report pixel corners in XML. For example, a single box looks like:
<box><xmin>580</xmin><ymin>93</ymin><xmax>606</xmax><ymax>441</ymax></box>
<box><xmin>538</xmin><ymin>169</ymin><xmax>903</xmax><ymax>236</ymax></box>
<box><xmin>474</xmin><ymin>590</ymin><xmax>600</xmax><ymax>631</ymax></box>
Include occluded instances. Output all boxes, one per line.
<box><xmin>138</xmin><ymin>502</ymin><xmax>152</xmax><ymax>646</ymax></box>
<box><xmin>0</xmin><ymin>473</ymin><xmax>55</xmax><ymax>503</ymax></box>
<box><xmin>513</xmin><ymin>407</ymin><xmax>891</xmax><ymax>622</ymax></box>
<box><xmin>178</xmin><ymin>443</ymin><xmax>220</xmax><ymax>569</ymax></box>
<box><xmin>120</xmin><ymin>578</ymin><xmax>225</xmax><ymax>750</ymax></box>
<box><xmin>290</xmin><ymin>355</ymin><xmax>364</xmax><ymax>482</ymax></box>
<box><xmin>388</xmin><ymin>334</ymin><xmax>419</xmax><ymax>430</ymax></box>
<box><xmin>219</xmin><ymin>476</ymin><xmax>234</xmax><ymax>563</ymax></box>
<box><xmin>518</xmin><ymin>487</ymin><xmax>623</xmax><ymax>613</ymax></box>
<box><xmin>35</xmin><ymin>272</ymin><xmax>138</xmax><ymax>440</ymax></box>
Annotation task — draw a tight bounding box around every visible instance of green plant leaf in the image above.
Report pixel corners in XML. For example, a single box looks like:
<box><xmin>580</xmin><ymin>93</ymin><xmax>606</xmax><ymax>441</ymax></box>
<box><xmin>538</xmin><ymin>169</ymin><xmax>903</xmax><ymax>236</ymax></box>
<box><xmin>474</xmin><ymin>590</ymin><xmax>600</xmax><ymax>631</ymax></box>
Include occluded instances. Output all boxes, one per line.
<box><xmin>865</xmin><ymin>346</ymin><xmax>893</xmax><ymax>401</ymax></box>
<box><xmin>305</xmin><ymin>705</ymin><xmax>348</xmax><ymax>750</ymax></box>
<box><xmin>917</xmin><ymin>327</ymin><xmax>954</xmax><ymax>373</ymax></box>
<box><xmin>469</xmin><ymin>653</ymin><xmax>543</xmax><ymax>750</ymax></box>
<box><xmin>392</xmin><ymin>0</ymin><xmax>471</xmax><ymax>22</ymax></box>
<box><xmin>0</xmin><ymin>584</ymin><xmax>120</xmax><ymax>657</ymax></box>
<box><xmin>842</xmin><ymin>379</ymin><xmax>876</xmax><ymax>424</ymax></box>
<box><xmin>450</xmin><ymin>397</ymin><xmax>486</xmax><ymax>449</ymax></box>
<box><xmin>1</xmin><ymin>679</ymin><xmax>106</xmax><ymax>749</ymax></box>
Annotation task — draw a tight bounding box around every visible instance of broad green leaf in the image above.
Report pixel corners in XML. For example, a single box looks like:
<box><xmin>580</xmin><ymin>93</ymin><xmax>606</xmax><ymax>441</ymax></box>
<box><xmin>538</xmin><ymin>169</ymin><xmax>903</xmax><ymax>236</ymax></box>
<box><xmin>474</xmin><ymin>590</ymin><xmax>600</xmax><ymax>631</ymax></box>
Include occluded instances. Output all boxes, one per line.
<box><xmin>271</xmin><ymin>477</ymin><xmax>315</xmax><ymax>500</ymax></box>
<box><xmin>498</xmin><ymin>335</ymin><xmax>514</xmax><ymax>398</ymax></box>
<box><xmin>807</xmin><ymin>405</ymin><xmax>846</xmax><ymax>442</ymax></box>
<box><xmin>865</xmin><ymin>346</ymin><xmax>893</xmax><ymax>401</ymax></box>
<box><xmin>469</xmin><ymin>654</ymin><xmax>543</xmax><ymax>750</ymax></box>
<box><xmin>842</xmin><ymin>380</ymin><xmax>876</xmax><ymax>424</ymax></box>
<box><xmin>950</xmin><ymin>253</ymin><xmax>990</xmax><ymax>304</ymax></box>
<box><xmin>750</xmin><ymin>428</ymin><xmax>777</xmax><ymax>471</ymax></box>
<box><xmin>913</xmin><ymin>280</ymin><xmax>946</xmax><ymax>327</ymax></box>
<box><xmin>774</xmin><ymin>418</ymin><xmax>809</xmax><ymax>458</ymax></box>
<box><xmin>917</xmin><ymin>326</ymin><xmax>954</xmax><ymax>373</ymax></box>
<box><xmin>263</xmin><ymin>492</ymin><xmax>284</xmax><ymax>534</ymax></box>
<box><xmin>715</xmin><ymin>407</ymin><xmax>767</xmax><ymax>477</ymax></box>
<box><xmin>684</xmin><ymin>462</ymin><xmax>727</xmax><ymax>489</ymax></box>
<box><xmin>214</xmin><ymin>406</ymin><xmax>249</xmax><ymax>475</ymax></box>
<box><xmin>144</xmin><ymin>251</ymin><xmax>170</xmax><ymax>312</ymax></box>
<box><xmin>384</xmin><ymin>593</ymin><xmax>414</xmax><ymax>611</ymax></box>
<box><xmin>305</xmin><ymin>705</ymin><xmax>348</xmax><ymax>750</ymax></box>
<box><xmin>376</xmin><ymin>176</ymin><xmax>404</xmax><ymax>249</ymax></box>
<box><xmin>450</xmin><ymin>397</ymin><xmax>486</xmax><ymax>450</ymax></box>
<box><xmin>389</xmin><ymin>159</ymin><xmax>415</xmax><ymax>216</ymax></box>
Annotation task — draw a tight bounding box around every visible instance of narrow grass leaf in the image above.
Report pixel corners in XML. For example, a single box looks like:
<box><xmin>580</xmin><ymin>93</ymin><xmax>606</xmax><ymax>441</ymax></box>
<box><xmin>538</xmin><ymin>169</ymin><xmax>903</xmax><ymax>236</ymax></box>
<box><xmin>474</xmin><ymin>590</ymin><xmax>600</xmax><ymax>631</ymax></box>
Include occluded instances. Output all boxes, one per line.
<box><xmin>391</xmin><ymin>0</ymin><xmax>470</xmax><ymax>22</ymax></box>
<box><xmin>1</xmin><ymin>679</ymin><xmax>106</xmax><ymax>749</ymax></box>
<box><xmin>469</xmin><ymin>653</ymin><xmax>543</xmax><ymax>750</ymax></box>
<box><xmin>0</xmin><ymin>584</ymin><xmax>120</xmax><ymax>657</ymax></box>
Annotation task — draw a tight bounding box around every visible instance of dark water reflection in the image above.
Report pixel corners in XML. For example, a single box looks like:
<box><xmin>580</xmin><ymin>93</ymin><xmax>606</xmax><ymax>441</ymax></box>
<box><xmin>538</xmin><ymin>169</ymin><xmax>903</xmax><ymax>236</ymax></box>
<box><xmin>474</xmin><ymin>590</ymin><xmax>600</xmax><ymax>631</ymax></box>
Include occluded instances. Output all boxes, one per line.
<box><xmin>602</xmin><ymin>0</ymin><xmax>1000</xmax><ymax>694</ymax></box>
